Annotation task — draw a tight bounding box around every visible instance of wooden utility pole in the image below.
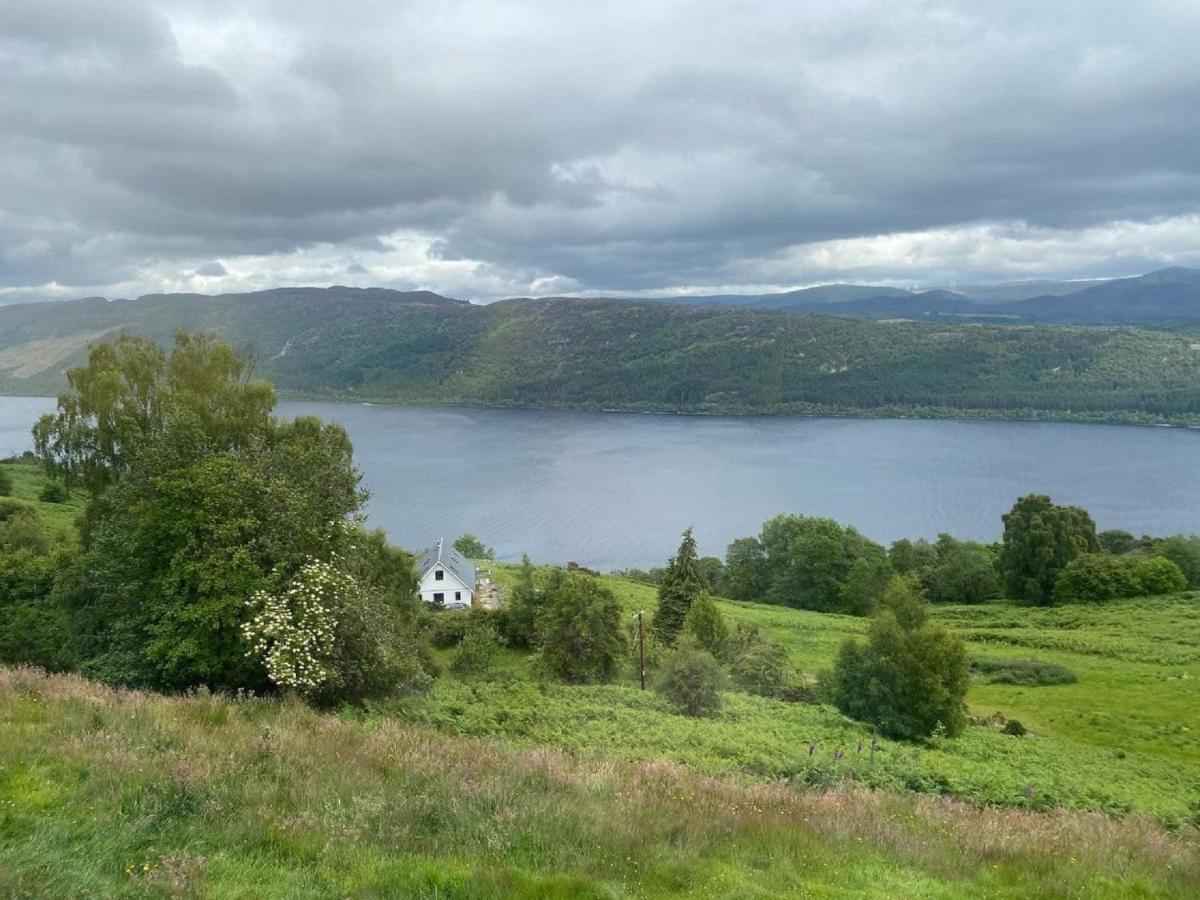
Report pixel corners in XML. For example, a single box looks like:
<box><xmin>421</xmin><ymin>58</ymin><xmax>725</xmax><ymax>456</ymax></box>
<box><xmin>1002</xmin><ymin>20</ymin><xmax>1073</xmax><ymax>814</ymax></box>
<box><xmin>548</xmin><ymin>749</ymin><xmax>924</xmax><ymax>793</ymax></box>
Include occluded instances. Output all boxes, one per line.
<box><xmin>637</xmin><ymin>610</ymin><xmax>646</xmax><ymax>690</ymax></box>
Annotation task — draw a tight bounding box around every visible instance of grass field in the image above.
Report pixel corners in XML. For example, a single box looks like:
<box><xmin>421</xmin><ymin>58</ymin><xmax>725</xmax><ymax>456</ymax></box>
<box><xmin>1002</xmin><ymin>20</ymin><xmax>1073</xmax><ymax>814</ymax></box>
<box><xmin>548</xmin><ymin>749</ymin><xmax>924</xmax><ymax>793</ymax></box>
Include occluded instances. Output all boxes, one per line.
<box><xmin>0</xmin><ymin>460</ymin><xmax>83</xmax><ymax>540</ymax></box>
<box><xmin>2</xmin><ymin>666</ymin><xmax>1197</xmax><ymax>898</ymax></box>
<box><xmin>413</xmin><ymin>565</ymin><xmax>1200</xmax><ymax>825</ymax></box>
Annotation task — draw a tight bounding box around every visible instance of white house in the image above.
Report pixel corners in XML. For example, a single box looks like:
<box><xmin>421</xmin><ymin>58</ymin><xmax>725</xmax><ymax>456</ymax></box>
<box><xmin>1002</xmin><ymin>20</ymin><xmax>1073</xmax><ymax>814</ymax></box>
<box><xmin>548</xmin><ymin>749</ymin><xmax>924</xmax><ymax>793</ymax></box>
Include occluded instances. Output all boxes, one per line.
<box><xmin>418</xmin><ymin>538</ymin><xmax>476</xmax><ymax>609</ymax></box>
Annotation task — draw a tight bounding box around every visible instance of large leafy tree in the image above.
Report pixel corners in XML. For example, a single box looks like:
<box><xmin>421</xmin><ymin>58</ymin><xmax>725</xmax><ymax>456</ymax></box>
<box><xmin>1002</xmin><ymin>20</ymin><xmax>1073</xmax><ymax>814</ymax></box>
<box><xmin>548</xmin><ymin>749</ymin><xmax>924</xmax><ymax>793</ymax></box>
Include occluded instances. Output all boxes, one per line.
<box><xmin>33</xmin><ymin>333</ymin><xmax>275</xmax><ymax>495</ymax></box>
<box><xmin>724</xmin><ymin>514</ymin><xmax>889</xmax><ymax>613</ymax></box>
<box><xmin>653</xmin><ymin>527</ymin><xmax>707</xmax><ymax>644</ymax></box>
<box><xmin>33</xmin><ymin>332</ymin><xmax>389</xmax><ymax>693</ymax></box>
<box><xmin>1000</xmin><ymin>495</ymin><xmax>1098</xmax><ymax>605</ymax></box>
<box><xmin>453</xmin><ymin>533</ymin><xmax>495</xmax><ymax>560</ymax></box>
<box><xmin>719</xmin><ymin>536</ymin><xmax>767</xmax><ymax>600</ymax></box>
<box><xmin>68</xmin><ymin>429</ymin><xmax>362</xmax><ymax>689</ymax></box>
<box><xmin>1155</xmin><ymin>535</ymin><xmax>1200</xmax><ymax>588</ymax></box>
<box><xmin>825</xmin><ymin>574</ymin><xmax>969</xmax><ymax>740</ymax></box>
<box><xmin>538</xmin><ymin>572</ymin><xmax>625</xmax><ymax>683</ymax></box>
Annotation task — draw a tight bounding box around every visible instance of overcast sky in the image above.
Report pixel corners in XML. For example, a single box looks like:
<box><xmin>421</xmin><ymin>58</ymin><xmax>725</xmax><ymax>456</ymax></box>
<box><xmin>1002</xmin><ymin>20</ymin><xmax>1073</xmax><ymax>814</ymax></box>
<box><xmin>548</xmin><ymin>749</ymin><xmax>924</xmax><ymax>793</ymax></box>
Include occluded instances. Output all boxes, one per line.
<box><xmin>2</xmin><ymin>0</ymin><xmax>1199</xmax><ymax>303</ymax></box>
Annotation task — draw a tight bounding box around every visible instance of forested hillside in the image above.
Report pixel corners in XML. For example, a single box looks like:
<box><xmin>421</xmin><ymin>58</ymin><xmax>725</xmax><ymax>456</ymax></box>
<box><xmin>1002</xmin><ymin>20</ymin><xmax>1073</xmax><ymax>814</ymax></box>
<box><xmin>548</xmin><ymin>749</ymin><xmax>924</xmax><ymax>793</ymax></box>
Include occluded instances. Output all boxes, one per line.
<box><xmin>2</xmin><ymin>288</ymin><xmax>1200</xmax><ymax>423</ymax></box>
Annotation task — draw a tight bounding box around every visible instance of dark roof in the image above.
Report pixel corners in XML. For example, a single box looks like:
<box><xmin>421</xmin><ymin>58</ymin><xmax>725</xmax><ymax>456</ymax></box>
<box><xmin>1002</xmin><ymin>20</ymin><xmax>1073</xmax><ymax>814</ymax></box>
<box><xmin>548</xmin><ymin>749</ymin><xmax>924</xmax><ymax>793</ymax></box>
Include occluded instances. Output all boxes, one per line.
<box><xmin>418</xmin><ymin>538</ymin><xmax>477</xmax><ymax>588</ymax></box>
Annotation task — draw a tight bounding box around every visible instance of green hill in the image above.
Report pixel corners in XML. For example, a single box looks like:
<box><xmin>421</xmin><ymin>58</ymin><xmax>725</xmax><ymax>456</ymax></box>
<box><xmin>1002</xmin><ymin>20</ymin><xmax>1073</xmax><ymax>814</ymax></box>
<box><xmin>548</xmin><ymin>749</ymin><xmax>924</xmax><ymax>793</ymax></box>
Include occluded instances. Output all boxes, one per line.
<box><xmin>2</xmin><ymin>288</ymin><xmax>1200</xmax><ymax>424</ymax></box>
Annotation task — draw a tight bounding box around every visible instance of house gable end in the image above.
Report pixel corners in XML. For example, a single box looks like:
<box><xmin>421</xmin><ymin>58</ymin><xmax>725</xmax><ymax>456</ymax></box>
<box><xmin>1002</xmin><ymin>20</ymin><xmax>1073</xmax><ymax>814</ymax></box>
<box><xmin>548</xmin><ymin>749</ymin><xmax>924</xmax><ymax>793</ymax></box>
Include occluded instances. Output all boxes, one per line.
<box><xmin>419</xmin><ymin>566</ymin><xmax>472</xmax><ymax>595</ymax></box>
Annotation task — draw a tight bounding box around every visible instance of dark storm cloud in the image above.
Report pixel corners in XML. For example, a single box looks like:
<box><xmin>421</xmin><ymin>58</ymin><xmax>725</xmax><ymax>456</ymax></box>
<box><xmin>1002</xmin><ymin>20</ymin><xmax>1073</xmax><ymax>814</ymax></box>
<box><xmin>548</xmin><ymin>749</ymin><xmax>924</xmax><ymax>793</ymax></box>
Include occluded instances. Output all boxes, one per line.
<box><xmin>2</xmin><ymin>0</ymin><xmax>1199</xmax><ymax>299</ymax></box>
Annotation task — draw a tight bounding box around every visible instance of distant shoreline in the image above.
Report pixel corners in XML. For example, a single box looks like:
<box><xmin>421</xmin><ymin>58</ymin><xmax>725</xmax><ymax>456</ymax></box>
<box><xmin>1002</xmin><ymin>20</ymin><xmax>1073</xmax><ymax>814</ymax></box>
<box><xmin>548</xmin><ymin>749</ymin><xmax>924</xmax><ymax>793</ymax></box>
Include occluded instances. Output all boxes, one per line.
<box><xmin>277</xmin><ymin>393</ymin><xmax>1200</xmax><ymax>430</ymax></box>
<box><xmin>6</xmin><ymin>389</ymin><xmax>1200</xmax><ymax>430</ymax></box>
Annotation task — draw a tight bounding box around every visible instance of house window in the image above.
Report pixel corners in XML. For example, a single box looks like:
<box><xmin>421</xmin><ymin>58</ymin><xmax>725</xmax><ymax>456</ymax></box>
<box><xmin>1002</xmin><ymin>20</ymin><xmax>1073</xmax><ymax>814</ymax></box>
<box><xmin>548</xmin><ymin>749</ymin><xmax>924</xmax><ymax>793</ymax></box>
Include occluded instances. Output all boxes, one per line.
<box><xmin>433</xmin><ymin>592</ymin><xmax>444</xmax><ymax>603</ymax></box>
<box><xmin>435</xmin><ymin>570</ymin><xmax>444</xmax><ymax>581</ymax></box>
<box><xmin>455</xmin><ymin>591</ymin><xmax>462</xmax><ymax>601</ymax></box>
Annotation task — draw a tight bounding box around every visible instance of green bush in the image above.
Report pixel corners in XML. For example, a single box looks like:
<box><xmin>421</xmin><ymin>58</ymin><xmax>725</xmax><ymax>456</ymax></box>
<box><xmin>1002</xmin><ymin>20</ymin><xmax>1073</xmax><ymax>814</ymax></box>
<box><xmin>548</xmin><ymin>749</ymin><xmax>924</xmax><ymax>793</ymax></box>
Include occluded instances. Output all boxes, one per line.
<box><xmin>680</xmin><ymin>593</ymin><xmax>728</xmax><ymax>658</ymax></box>
<box><xmin>825</xmin><ymin>575</ymin><xmax>969</xmax><ymax>740</ymax></box>
<box><xmin>726</xmin><ymin>623</ymin><xmax>791</xmax><ymax>698</ymax></box>
<box><xmin>314</xmin><ymin>587</ymin><xmax>433</xmax><ymax>706</ymax></box>
<box><xmin>242</xmin><ymin>558</ymin><xmax>432</xmax><ymax>705</ymax></box>
<box><xmin>655</xmin><ymin>646</ymin><xmax>724</xmax><ymax>717</ymax></box>
<box><xmin>538</xmin><ymin>572</ymin><xmax>625</xmax><ymax>684</ymax></box>
<box><xmin>0</xmin><ymin>467</ymin><xmax>12</xmax><ymax>497</ymax></box>
<box><xmin>1055</xmin><ymin>553</ymin><xmax>1187</xmax><ymax>603</ymax></box>
<box><xmin>427</xmin><ymin>610</ymin><xmax>472</xmax><ymax>648</ymax></box>
<box><xmin>1154</xmin><ymin>535</ymin><xmax>1200</xmax><ymax>588</ymax></box>
<box><xmin>0</xmin><ymin>549</ymin><xmax>76</xmax><ymax>670</ymax></box>
<box><xmin>1054</xmin><ymin>553</ymin><xmax>1141</xmax><ymax>603</ymax></box>
<box><xmin>971</xmin><ymin>657</ymin><xmax>1077</xmax><ymax>686</ymax></box>
<box><xmin>1133</xmin><ymin>556</ymin><xmax>1188</xmax><ymax>596</ymax></box>
<box><xmin>0</xmin><ymin>507</ymin><xmax>49</xmax><ymax>555</ymax></box>
<box><xmin>37</xmin><ymin>481</ymin><xmax>68</xmax><ymax>503</ymax></box>
<box><xmin>1003</xmin><ymin>719</ymin><xmax>1028</xmax><ymax>736</ymax></box>
<box><xmin>0</xmin><ymin>498</ymin><xmax>30</xmax><ymax>522</ymax></box>
<box><xmin>450</xmin><ymin>614</ymin><xmax>501</xmax><ymax>675</ymax></box>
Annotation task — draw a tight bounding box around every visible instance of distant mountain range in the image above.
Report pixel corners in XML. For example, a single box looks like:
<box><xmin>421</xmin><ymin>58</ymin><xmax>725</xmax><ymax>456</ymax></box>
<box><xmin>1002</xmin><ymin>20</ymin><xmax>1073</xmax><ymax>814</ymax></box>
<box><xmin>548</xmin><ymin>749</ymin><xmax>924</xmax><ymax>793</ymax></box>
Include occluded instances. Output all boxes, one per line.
<box><xmin>2</xmin><ymin>283</ymin><xmax>1199</xmax><ymax>425</ymax></box>
<box><xmin>607</xmin><ymin>267</ymin><xmax>1200</xmax><ymax>326</ymax></box>
<box><xmin>5</xmin><ymin>266</ymin><xmax>1199</xmax><ymax>327</ymax></box>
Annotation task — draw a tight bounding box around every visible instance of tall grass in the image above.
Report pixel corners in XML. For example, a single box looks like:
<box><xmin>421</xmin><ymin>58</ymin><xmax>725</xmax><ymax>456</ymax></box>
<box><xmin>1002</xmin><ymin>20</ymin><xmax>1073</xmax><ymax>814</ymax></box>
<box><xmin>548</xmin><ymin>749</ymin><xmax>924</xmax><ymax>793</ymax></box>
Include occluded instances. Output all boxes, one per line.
<box><xmin>2</xmin><ymin>666</ymin><xmax>1197</xmax><ymax>898</ymax></box>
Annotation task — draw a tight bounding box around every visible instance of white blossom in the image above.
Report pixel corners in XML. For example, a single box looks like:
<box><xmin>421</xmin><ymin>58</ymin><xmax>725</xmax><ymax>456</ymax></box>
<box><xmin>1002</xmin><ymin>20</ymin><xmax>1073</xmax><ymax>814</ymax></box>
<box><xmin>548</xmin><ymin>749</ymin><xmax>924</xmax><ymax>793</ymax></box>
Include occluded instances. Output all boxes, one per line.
<box><xmin>241</xmin><ymin>558</ymin><xmax>357</xmax><ymax>695</ymax></box>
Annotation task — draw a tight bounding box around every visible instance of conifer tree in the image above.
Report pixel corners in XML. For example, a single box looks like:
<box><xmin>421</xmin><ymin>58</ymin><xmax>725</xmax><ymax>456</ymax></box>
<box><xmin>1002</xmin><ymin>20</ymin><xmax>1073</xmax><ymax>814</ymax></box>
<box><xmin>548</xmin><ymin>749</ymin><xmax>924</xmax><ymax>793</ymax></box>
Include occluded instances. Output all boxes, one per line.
<box><xmin>1000</xmin><ymin>495</ymin><xmax>1098</xmax><ymax>605</ymax></box>
<box><xmin>653</xmin><ymin>528</ymin><xmax>706</xmax><ymax>644</ymax></box>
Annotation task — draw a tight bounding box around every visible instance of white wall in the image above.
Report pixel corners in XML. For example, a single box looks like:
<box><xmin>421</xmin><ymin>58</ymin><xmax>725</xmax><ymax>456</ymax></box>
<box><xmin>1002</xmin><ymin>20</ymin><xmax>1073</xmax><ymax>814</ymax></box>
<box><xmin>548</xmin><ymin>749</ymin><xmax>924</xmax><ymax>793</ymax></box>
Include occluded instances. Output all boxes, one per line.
<box><xmin>419</xmin><ymin>565</ymin><xmax>473</xmax><ymax>606</ymax></box>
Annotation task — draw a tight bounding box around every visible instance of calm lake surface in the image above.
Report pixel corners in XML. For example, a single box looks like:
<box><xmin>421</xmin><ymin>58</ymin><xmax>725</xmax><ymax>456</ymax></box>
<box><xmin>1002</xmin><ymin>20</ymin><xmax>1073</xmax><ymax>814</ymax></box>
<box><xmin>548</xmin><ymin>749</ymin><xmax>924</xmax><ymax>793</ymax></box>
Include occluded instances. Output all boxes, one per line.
<box><xmin>3</xmin><ymin>397</ymin><xmax>1198</xmax><ymax>569</ymax></box>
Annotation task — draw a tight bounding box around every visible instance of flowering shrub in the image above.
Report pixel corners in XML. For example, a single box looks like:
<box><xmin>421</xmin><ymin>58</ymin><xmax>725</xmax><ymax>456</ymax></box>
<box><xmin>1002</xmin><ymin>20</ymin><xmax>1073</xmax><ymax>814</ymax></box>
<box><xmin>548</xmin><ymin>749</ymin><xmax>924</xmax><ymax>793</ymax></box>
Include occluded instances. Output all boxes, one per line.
<box><xmin>242</xmin><ymin>559</ymin><xmax>351</xmax><ymax>695</ymax></box>
<box><xmin>243</xmin><ymin>554</ymin><xmax>433</xmax><ymax>704</ymax></box>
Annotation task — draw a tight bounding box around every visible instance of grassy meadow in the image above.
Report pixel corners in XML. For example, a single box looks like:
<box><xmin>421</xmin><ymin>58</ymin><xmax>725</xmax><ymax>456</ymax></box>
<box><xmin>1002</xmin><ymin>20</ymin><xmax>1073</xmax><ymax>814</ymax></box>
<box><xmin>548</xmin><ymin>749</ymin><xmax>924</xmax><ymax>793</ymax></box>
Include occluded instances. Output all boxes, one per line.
<box><xmin>0</xmin><ymin>459</ymin><xmax>83</xmax><ymax>540</ymax></box>
<box><xmin>413</xmin><ymin>566</ymin><xmax>1200</xmax><ymax>825</ymax></box>
<box><xmin>2</xmin><ymin>665</ymin><xmax>1198</xmax><ymax>898</ymax></box>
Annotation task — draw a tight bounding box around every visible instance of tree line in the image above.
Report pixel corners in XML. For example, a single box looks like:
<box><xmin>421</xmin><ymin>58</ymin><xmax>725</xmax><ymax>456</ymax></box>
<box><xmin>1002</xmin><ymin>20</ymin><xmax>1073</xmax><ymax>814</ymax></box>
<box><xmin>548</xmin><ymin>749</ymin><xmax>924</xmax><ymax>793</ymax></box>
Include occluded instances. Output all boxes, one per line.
<box><xmin>713</xmin><ymin>500</ymin><xmax>1195</xmax><ymax>612</ymax></box>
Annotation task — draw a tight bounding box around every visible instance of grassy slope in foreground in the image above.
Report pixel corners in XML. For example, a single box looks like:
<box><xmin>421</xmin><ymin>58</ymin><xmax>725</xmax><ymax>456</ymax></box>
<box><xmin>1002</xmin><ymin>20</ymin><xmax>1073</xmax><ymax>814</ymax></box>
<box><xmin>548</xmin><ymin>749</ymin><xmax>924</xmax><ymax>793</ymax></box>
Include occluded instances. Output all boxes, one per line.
<box><xmin>2</xmin><ymin>667</ymin><xmax>1198</xmax><ymax>899</ymax></box>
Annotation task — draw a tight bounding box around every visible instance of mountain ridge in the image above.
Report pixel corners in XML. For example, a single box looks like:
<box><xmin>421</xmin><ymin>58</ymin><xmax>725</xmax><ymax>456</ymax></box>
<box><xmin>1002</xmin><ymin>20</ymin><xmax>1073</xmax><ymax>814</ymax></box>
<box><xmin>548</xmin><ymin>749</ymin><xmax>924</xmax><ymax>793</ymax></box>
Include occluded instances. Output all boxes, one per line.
<box><xmin>2</xmin><ymin>285</ymin><xmax>1199</xmax><ymax>425</ymax></box>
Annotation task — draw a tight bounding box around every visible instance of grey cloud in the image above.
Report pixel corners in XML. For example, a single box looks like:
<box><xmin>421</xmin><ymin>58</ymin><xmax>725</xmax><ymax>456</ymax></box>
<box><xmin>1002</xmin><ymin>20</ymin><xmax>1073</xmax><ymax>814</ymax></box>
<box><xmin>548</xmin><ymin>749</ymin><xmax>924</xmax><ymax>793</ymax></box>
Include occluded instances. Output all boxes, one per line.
<box><xmin>195</xmin><ymin>261</ymin><xmax>227</xmax><ymax>276</ymax></box>
<box><xmin>1</xmin><ymin>0</ymin><xmax>1199</xmax><ymax>299</ymax></box>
